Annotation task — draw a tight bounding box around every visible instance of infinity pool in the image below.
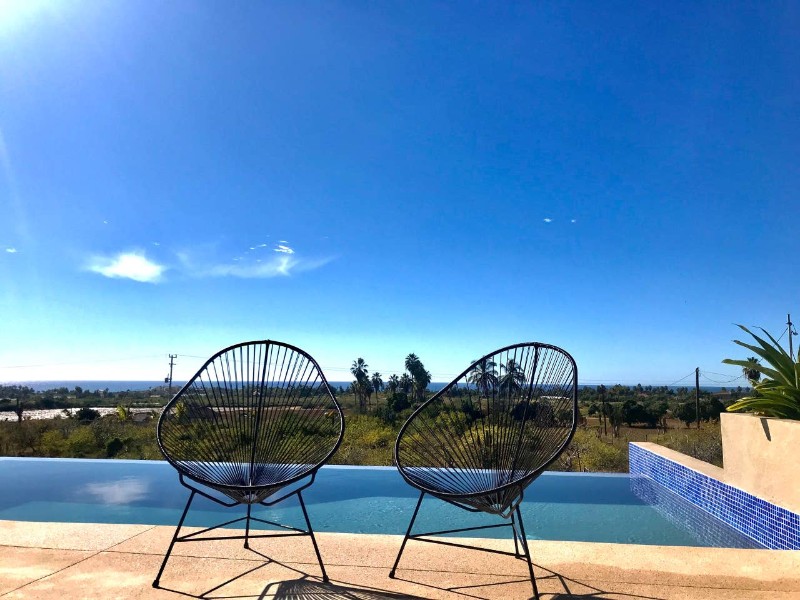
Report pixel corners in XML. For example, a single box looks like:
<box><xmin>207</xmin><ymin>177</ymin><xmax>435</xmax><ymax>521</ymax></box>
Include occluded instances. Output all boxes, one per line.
<box><xmin>0</xmin><ymin>458</ymin><xmax>761</xmax><ymax>548</ymax></box>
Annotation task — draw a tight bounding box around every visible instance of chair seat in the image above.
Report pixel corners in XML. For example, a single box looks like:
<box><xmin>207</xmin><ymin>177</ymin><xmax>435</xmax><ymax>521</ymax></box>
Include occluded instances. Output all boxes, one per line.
<box><xmin>403</xmin><ymin>467</ymin><xmax>528</xmax><ymax>515</ymax></box>
<box><xmin>403</xmin><ymin>466</ymin><xmax>528</xmax><ymax>496</ymax></box>
<box><xmin>176</xmin><ymin>461</ymin><xmax>315</xmax><ymax>503</ymax></box>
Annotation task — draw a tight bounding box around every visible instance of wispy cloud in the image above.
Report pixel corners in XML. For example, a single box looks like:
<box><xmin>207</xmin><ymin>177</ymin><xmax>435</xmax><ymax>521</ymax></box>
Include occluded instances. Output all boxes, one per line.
<box><xmin>209</xmin><ymin>256</ymin><xmax>297</xmax><ymax>277</ymax></box>
<box><xmin>543</xmin><ymin>218</ymin><xmax>553</xmax><ymax>223</ymax></box>
<box><xmin>88</xmin><ymin>251</ymin><xmax>166</xmax><ymax>283</ymax></box>
<box><xmin>204</xmin><ymin>255</ymin><xmax>332</xmax><ymax>278</ymax></box>
<box><xmin>5</xmin><ymin>247</ymin><xmax>17</xmax><ymax>253</ymax></box>
<box><xmin>177</xmin><ymin>244</ymin><xmax>333</xmax><ymax>279</ymax></box>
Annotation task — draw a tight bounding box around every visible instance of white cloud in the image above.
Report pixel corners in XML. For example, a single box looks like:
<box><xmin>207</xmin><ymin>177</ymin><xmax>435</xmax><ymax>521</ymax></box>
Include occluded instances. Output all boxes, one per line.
<box><xmin>543</xmin><ymin>218</ymin><xmax>553</xmax><ymax>223</ymax></box>
<box><xmin>88</xmin><ymin>252</ymin><xmax>165</xmax><ymax>283</ymax></box>
<box><xmin>275</xmin><ymin>244</ymin><xmax>295</xmax><ymax>254</ymax></box>
<box><xmin>5</xmin><ymin>247</ymin><xmax>17</xmax><ymax>253</ymax></box>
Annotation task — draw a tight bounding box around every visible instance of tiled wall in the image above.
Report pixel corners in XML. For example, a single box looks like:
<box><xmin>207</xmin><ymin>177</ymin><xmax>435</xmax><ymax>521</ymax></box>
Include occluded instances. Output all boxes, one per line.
<box><xmin>629</xmin><ymin>443</ymin><xmax>800</xmax><ymax>550</ymax></box>
<box><xmin>630</xmin><ymin>476</ymin><xmax>763</xmax><ymax>549</ymax></box>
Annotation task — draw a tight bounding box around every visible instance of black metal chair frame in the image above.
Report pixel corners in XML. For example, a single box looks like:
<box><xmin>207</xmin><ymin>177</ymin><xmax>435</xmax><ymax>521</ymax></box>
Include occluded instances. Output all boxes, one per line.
<box><xmin>389</xmin><ymin>342</ymin><xmax>578</xmax><ymax>599</ymax></box>
<box><xmin>153</xmin><ymin>340</ymin><xmax>344</xmax><ymax>588</ymax></box>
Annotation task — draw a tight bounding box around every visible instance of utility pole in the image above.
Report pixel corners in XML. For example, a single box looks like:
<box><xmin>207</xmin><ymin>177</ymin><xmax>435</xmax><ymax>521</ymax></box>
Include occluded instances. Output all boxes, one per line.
<box><xmin>788</xmin><ymin>314</ymin><xmax>796</xmax><ymax>360</ymax></box>
<box><xmin>599</xmin><ymin>385</ymin><xmax>607</xmax><ymax>437</ymax></box>
<box><xmin>695</xmin><ymin>367</ymin><xmax>700</xmax><ymax>429</ymax></box>
<box><xmin>165</xmin><ymin>354</ymin><xmax>177</xmax><ymax>393</ymax></box>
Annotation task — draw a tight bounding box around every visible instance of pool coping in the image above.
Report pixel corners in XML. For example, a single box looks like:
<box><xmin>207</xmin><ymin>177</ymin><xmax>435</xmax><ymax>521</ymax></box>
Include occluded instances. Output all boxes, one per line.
<box><xmin>1</xmin><ymin>519</ymin><xmax>798</xmax><ymax>599</ymax></box>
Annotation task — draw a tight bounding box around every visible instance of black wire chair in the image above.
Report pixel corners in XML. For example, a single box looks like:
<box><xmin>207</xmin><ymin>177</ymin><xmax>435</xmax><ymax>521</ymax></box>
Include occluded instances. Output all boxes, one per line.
<box><xmin>389</xmin><ymin>342</ymin><xmax>578</xmax><ymax>599</ymax></box>
<box><xmin>153</xmin><ymin>340</ymin><xmax>344</xmax><ymax>588</ymax></box>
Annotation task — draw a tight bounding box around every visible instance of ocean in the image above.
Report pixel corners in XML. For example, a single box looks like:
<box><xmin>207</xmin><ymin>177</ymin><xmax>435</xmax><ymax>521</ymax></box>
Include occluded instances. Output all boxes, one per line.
<box><xmin>5</xmin><ymin>381</ymin><xmax>731</xmax><ymax>394</ymax></box>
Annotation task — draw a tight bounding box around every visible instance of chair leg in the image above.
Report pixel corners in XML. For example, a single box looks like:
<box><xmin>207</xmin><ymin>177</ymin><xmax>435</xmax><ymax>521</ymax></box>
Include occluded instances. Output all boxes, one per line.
<box><xmin>389</xmin><ymin>491</ymin><xmax>425</xmax><ymax>579</ymax></box>
<box><xmin>297</xmin><ymin>491</ymin><xmax>328</xmax><ymax>582</ymax></box>
<box><xmin>244</xmin><ymin>502</ymin><xmax>252</xmax><ymax>549</ymax></box>
<box><xmin>515</xmin><ymin>505</ymin><xmax>539</xmax><ymax>600</ymax></box>
<box><xmin>510</xmin><ymin>510</ymin><xmax>521</xmax><ymax>558</ymax></box>
<box><xmin>153</xmin><ymin>490</ymin><xmax>196</xmax><ymax>588</ymax></box>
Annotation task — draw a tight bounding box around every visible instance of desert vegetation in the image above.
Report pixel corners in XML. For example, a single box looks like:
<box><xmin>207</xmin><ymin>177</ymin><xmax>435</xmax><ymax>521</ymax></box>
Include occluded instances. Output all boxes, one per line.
<box><xmin>0</xmin><ymin>353</ymin><xmax>736</xmax><ymax>470</ymax></box>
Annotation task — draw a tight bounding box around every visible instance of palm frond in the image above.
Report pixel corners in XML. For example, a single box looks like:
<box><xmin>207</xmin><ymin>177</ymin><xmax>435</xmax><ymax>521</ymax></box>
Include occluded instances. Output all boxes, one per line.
<box><xmin>724</xmin><ymin>324</ymin><xmax>800</xmax><ymax>419</ymax></box>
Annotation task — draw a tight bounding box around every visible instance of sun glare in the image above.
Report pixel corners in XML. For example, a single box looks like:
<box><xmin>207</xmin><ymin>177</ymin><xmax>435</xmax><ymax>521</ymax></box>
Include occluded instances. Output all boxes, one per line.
<box><xmin>0</xmin><ymin>0</ymin><xmax>59</xmax><ymax>37</ymax></box>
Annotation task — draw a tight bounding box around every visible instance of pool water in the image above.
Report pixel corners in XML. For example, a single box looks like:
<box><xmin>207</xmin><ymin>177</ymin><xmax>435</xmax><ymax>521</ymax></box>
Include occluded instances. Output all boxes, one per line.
<box><xmin>0</xmin><ymin>458</ymin><xmax>761</xmax><ymax>548</ymax></box>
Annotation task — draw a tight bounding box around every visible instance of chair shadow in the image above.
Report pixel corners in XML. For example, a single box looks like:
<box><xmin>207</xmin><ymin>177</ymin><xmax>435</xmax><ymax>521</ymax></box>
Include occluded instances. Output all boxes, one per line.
<box><xmin>260</xmin><ymin>576</ymin><xmax>427</xmax><ymax>599</ymax></box>
<box><xmin>155</xmin><ymin>549</ymin><xmax>322</xmax><ymax>599</ymax></box>
<box><xmin>154</xmin><ymin>549</ymin><xmax>426</xmax><ymax>600</ymax></box>
<box><xmin>391</xmin><ymin>561</ymin><xmax>667</xmax><ymax>600</ymax></box>
<box><xmin>153</xmin><ymin>549</ymin><xmax>665</xmax><ymax>600</ymax></box>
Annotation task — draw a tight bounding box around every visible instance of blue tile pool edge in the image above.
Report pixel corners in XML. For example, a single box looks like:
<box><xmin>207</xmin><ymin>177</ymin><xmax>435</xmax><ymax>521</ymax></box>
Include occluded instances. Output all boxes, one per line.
<box><xmin>629</xmin><ymin>443</ymin><xmax>800</xmax><ymax>550</ymax></box>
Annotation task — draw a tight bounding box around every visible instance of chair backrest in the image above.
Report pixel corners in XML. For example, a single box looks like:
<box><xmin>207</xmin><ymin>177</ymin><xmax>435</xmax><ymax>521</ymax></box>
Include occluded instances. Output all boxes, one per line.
<box><xmin>395</xmin><ymin>342</ymin><xmax>578</xmax><ymax>505</ymax></box>
<box><xmin>157</xmin><ymin>341</ymin><xmax>344</xmax><ymax>494</ymax></box>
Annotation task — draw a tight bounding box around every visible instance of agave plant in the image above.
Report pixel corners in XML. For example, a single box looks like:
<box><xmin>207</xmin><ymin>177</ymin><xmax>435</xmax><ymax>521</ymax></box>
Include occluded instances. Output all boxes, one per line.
<box><xmin>722</xmin><ymin>324</ymin><xmax>800</xmax><ymax>419</ymax></box>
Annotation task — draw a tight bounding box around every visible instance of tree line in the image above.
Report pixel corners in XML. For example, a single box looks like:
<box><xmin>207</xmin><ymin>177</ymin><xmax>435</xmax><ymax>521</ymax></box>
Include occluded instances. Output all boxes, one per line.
<box><xmin>347</xmin><ymin>353</ymin><xmax>432</xmax><ymax>414</ymax></box>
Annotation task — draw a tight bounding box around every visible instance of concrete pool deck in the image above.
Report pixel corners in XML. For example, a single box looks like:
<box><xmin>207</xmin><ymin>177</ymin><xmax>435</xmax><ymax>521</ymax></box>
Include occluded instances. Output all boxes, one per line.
<box><xmin>0</xmin><ymin>520</ymin><xmax>798</xmax><ymax>599</ymax></box>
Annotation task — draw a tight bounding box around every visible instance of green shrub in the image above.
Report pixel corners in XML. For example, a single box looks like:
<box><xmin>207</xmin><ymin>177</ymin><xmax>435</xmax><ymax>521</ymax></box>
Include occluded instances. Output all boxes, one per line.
<box><xmin>106</xmin><ymin>437</ymin><xmax>125</xmax><ymax>457</ymax></box>
<box><xmin>66</xmin><ymin>427</ymin><xmax>98</xmax><ymax>457</ymax></box>
<box><xmin>561</xmin><ymin>430</ymin><xmax>627</xmax><ymax>472</ymax></box>
<box><xmin>39</xmin><ymin>429</ymin><xmax>67</xmax><ymax>457</ymax></box>
<box><xmin>655</xmin><ymin>426</ymin><xmax>723</xmax><ymax>467</ymax></box>
<box><xmin>75</xmin><ymin>407</ymin><xmax>101</xmax><ymax>422</ymax></box>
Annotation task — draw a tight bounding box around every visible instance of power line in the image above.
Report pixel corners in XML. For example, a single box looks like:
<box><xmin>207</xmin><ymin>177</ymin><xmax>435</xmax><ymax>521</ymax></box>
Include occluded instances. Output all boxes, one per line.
<box><xmin>666</xmin><ymin>371</ymin><xmax>696</xmax><ymax>387</ymax></box>
<box><xmin>700</xmin><ymin>373</ymin><xmax>744</xmax><ymax>384</ymax></box>
<box><xmin>701</xmin><ymin>370</ymin><xmax>743</xmax><ymax>378</ymax></box>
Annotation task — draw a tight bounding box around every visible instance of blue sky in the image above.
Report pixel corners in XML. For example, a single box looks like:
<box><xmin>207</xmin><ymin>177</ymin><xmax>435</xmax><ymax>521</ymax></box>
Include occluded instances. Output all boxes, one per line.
<box><xmin>1</xmin><ymin>1</ymin><xmax>798</xmax><ymax>386</ymax></box>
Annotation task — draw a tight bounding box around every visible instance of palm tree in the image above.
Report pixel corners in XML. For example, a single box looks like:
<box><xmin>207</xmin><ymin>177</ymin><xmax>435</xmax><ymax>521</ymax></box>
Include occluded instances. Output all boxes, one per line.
<box><xmin>365</xmin><ymin>380</ymin><xmax>375</xmax><ymax>411</ymax></box>
<box><xmin>371</xmin><ymin>372</ymin><xmax>384</xmax><ymax>400</ymax></box>
<box><xmin>350</xmin><ymin>358</ymin><xmax>369</xmax><ymax>383</ymax></box>
<box><xmin>350</xmin><ymin>358</ymin><xmax>370</xmax><ymax>412</ymax></box>
<box><xmin>350</xmin><ymin>379</ymin><xmax>371</xmax><ymax>413</ymax></box>
<box><xmin>498</xmin><ymin>359</ymin><xmax>526</xmax><ymax>395</ymax></box>
<box><xmin>467</xmin><ymin>358</ymin><xmax>498</xmax><ymax>396</ymax></box>
<box><xmin>742</xmin><ymin>356</ymin><xmax>761</xmax><ymax>385</ymax></box>
<box><xmin>405</xmin><ymin>353</ymin><xmax>431</xmax><ymax>403</ymax></box>
<box><xmin>386</xmin><ymin>374</ymin><xmax>400</xmax><ymax>394</ymax></box>
<box><xmin>413</xmin><ymin>369</ymin><xmax>432</xmax><ymax>404</ymax></box>
<box><xmin>399</xmin><ymin>373</ymin><xmax>412</xmax><ymax>394</ymax></box>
